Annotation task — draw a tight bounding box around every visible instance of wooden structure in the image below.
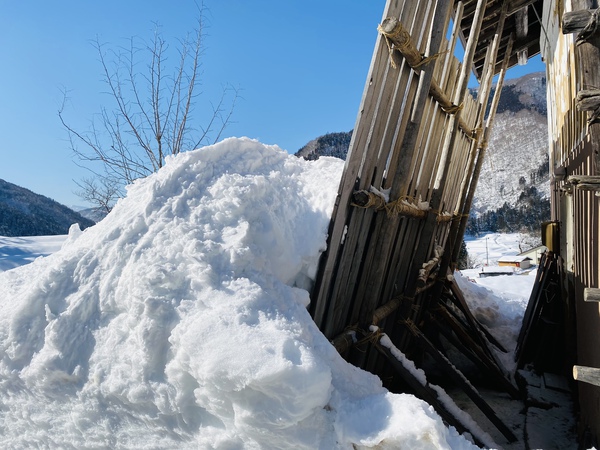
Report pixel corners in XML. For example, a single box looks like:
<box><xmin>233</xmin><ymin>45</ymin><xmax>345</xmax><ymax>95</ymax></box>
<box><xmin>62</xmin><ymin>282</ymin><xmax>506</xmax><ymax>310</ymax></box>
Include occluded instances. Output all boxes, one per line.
<box><xmin>574</xmin><ymin>365</ymin><xmax>600</xmax><ymax>388</ymax></box>
<box><xmin>514</xmin><ymin>252</ymin><xmax>566</xmax><ymax>372</ymax></box>
<box><xmin>518</xmin><ymin>244</ymin><xmax>547</xmax><ymax>263</ymax></box>
<box><xmin>308</xmin><ymin>0</ymin><xmax>600</xmax><ymax>444</ymax></box>
<box><xmin>308</xmin><ymin>0</ymin><xmax>545</xmax><ymax>444</ymax></box>
<box><xmin>542</xmin><ymin>0</ymin><xmax>600</xmax><ymax>444</ymax></box>
<box><xmin>311</xmin><ymin>0</ymin><xmax>530</xmax><ymax>346</ymax></box>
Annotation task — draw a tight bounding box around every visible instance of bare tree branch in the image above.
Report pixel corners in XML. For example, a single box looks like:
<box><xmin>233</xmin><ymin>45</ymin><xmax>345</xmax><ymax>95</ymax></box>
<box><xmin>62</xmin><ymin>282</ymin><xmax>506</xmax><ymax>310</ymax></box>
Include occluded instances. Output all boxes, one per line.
<box><xmin>59</xmin><ymin>4</ymin><xmax>236</xmax><ymax>212</ymax></box>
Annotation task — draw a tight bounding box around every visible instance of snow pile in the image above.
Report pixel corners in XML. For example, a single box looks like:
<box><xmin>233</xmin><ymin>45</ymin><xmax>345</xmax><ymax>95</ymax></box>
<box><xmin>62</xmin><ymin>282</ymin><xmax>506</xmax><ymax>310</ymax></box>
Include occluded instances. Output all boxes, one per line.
<box><xmin>0</xmin><ymin>138</ymin><xmax>477</xmax><ymax>449</ymax></box>
<box><xmin>456</xmin><ymin>267</ymin><xmax>535</xmax><ymax>373</ymax></box>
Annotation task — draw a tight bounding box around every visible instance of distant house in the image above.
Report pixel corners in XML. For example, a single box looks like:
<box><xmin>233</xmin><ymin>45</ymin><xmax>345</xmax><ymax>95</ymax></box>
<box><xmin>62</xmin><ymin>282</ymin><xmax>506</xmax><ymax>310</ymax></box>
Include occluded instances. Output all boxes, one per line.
<box><xmin>497</xmin><ymin>255</ymin><xmax>532</xmax><ymax>269</ymax></box>
<box><xmin>518</xmin><ymin>245</ymin><xmax>547</xmax><ymax>264</ymax></box>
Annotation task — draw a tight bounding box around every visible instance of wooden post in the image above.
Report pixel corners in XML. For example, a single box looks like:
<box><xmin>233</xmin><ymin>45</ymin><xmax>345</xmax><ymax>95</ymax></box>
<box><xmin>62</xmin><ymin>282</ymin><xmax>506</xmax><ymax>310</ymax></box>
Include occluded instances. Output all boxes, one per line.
<box><xmin>350</xmin><ymin>0</ymin><xmax>453</xmax><ymax>332</ymax></box>
<box><xmin>574</xmin><ymin>365</ymin><xmax>600</xmax><ymax>387</ymax></box>
<box><xmin>397</xmin><ymin>0</ymin><xmax>490</xmax><ymax>341</ymax></box>
<box><xmin>572</xmin><ymin>0</ymin><xmax>600</xmax><ymax>172</ymax></box>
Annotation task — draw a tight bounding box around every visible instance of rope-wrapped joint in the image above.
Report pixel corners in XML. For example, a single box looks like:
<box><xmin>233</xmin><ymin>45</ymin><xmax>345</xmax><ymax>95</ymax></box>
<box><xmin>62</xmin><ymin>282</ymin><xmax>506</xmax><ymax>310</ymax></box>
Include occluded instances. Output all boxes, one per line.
<box><xmin>352</xmin><ymin>189</ymin><xmax>458</xmax><ymax>222</ymax></box>
<box><xmin>351</xmin><ymin>190</ymin><xmax>428</xmax><ymax>219</ymax></box>
<box><xmin>378</xmin><ymin>17</ymin><xmax>444</xmax><ymax>70</ymax></box>
<box><xmin>576</xmin><ymin>89</ymin><xmax>600</xmax><ymax>125</ymax></box>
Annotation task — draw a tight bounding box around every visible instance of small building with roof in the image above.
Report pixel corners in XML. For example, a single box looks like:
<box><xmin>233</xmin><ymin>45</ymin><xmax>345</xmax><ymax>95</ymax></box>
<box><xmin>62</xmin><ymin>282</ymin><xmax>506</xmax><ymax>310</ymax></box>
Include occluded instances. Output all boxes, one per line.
<box><xmin>497</xmin><ymin>255</ymin><xmax>532</xmax><ymax>269</ymax></box>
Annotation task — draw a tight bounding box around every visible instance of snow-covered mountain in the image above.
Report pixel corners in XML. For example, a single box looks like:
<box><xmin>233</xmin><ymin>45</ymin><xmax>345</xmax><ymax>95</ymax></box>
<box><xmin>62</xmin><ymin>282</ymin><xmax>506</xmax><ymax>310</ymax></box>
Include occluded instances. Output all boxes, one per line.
<box><xmin>0</xmin><ymin>179</ymin><xmax>95</xmax><ymax>236</ymax></box>
<box><xmin>296</xmin><ymin>72</ymin><xmax>550</xmax><ymax>229</ymax></box>
<box><xmin>472</xmin><ymin>72</ymin><xmax>549</xmax><ymax>216</ymax></box>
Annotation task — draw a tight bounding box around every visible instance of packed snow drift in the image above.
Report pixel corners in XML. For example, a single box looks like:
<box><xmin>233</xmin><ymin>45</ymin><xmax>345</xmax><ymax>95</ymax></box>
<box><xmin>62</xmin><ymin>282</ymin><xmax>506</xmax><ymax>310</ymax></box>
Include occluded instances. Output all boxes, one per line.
<box><xmin>0</xmin><ymin>138</ymin><xmax>478</xmax><ymax>449</ymax></box>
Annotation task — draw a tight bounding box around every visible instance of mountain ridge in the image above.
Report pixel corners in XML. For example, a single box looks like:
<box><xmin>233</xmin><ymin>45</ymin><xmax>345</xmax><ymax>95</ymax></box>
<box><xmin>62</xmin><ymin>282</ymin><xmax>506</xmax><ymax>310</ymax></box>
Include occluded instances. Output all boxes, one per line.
<box><xmin>0</xmin><ymin>179</ymin><xmax>95</xmax><ymax>236</ymax></box>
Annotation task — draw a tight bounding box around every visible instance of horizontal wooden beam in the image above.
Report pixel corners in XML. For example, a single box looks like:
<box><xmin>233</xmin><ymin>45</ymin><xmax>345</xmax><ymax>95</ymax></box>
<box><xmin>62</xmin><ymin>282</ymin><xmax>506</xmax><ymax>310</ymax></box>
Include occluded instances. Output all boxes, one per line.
<box><xmin>462</xmin><ymin>0</ymin><xmax>538</xmax><ymax>22</ymax></box>
<box><xmin>568</xmin><ymin>175</ymin><xmax>600</xmax><ymax>191</ymax></box>
<box><xmin>563</xmin><ymin>8</ymin><xmax>600</xmax><ymax>45</ymax></box>
<box><xmin>352</xmin><ymin>190</ymin><xmax>458</xmax><ymax>221</ymax></box>
<box><xmin>562</xmin><ymin>10</ymin><xmax>596</xmax><ymax>34</ymax></box>
<box><xmin>574</xmin><ymin>365</ymin><xmax>600</xmax><ymax>387</ymax></box>
<box><xmin>351</xmin><ymin>190</ymin><xmax>428</xmax><ymax>219</ymax></box>
<box><xmin>576</xmin><ymin>89</ymin><xmax>600</xmax><ymax>110</ymax></box>
<box><xmin>584</xmin><ymin>288</ymin><xmax>600</xmax><ymax>302</ymax></box>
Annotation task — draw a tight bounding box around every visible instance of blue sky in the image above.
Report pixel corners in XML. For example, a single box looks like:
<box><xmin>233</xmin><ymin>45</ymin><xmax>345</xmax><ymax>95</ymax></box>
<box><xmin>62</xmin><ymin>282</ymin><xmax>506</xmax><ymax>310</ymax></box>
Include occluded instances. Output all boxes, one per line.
<box><xmin>0</xmin><ymin>1</ymin><xmax>545</xmax><ymax>208</ymax></box>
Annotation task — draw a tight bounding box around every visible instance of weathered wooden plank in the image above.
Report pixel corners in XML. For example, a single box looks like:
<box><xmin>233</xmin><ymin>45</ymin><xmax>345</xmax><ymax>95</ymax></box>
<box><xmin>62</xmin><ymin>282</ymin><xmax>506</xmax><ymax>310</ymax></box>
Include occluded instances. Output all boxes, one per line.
<box><xmin>403</xmin><ymin>320</ymin><xmax>519</xmax><ymax>443</ymax></box>
<box><xmin>568</xmin><ymin>175</ymin><xmax>600</xmax><ymax>192</ymax></box>
<box><xmin>562</xmin><ymin>8</ymin><xmax>600</xmax><ymax>45</ymax></box>
<box><xmin>584</xmin><ymin>288</ymin><xmax>600</xmax><ymax>302</ymax></box>
<box><xmin>349</xmin><ymin>1</ymin><xmax>452</xmax><ymax>331</ymax></box>
<box><xmin>380</xmin><ymin>65</ymin><xmax>465</xmax><ymax>347</ymax></box>
<box><xmin>394</xmin><ymin>0</ymin><xmax>490</xmax><ymax>350</ymax></box>
<box><xmin>311</xmin><ymin>0</ymin><xmax>415</xmax><ymax>330</ymax></box>
<box><xmin>573</xmin><ymin>365</ymin><xmax>600</xmax><ymax>387</ymax></box>
<box><xmin>462</xmin><ymin>0</ymin><xmax>538</xmax><ymax>21</ymax></box>
<box><xmin>370</xmin><ymin>333</ymin><xmax>489</xmax><ymax>448</ymax></box>
<box><xmin>576</xmin><ymin>89</ymin><xmax>600</xmax><ymax>124</ymax></box>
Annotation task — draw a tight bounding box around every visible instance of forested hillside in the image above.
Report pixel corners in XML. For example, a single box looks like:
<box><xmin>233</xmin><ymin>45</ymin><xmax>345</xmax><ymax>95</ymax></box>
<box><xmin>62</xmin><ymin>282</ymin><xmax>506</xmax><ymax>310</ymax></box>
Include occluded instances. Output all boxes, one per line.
<box><xmin>0</xmin><ymin>179</ymin><xmax>95</xmax><ymax>236</ymax></box>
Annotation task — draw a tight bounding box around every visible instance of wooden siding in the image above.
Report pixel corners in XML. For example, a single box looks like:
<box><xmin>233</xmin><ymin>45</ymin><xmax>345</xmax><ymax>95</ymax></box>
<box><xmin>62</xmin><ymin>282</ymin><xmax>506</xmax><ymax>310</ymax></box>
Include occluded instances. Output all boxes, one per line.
<box><xmin>542</xmin><ymin>0</ymin><xmax>600</xmax><ymax>443</ymax></box>
<box><xmin>310</xmin><ymin>0</ymin><xmax>485</xmax><ymax>352</ymax></box>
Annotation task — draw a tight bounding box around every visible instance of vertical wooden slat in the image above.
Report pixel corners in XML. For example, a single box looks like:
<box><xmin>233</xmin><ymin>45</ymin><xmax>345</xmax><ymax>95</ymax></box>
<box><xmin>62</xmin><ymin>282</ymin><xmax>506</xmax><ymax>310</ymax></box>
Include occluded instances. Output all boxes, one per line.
<box><xmin>351</xmin><ymin>0</ymin><xmax>454</xmax><ymax>332</ymax></box>
<box><xmin>310</xmin><ymin>0</ymin><xmax>409</xmax><ymax>327</ymax></box>
<box><xmin>322</xmin><ymin>1</ymin><xmax>432</xmax><ymax>338</ymax></box>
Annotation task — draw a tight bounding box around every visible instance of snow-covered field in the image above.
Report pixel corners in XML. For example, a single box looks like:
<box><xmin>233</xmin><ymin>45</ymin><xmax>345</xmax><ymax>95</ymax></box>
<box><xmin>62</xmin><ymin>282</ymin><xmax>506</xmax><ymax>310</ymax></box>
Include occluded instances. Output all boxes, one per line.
<box><xmin>0</xmin><ymin>235</ymin><xmax>66</xmax><ymax>272</ymax></box>
<box><xmin>0</xmin><ymin>138</ymin><xmax>575</xmax><ymax>448</ymax></box>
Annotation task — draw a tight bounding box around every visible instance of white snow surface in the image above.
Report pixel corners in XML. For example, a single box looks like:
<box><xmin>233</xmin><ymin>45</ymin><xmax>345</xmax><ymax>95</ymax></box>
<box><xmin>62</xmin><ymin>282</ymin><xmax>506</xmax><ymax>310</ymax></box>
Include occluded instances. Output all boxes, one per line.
<box><xmin>0</xmin><ymin>138</ymin><xmax>478</xmax><ymax>449</ymax></box>
<box><xmin>0</xmin><ymin>235</ymin><xmax>66</xmax><ymax>272</ymax></box>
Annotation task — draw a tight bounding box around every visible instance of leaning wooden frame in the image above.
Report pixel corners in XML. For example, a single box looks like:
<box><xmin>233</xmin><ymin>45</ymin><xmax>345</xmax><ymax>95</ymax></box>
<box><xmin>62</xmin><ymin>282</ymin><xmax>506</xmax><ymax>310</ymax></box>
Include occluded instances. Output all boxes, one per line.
<box><xmin>307</xmin><ymin>0</ymin><xmax>547</xmax><ymax>445</ymax></box>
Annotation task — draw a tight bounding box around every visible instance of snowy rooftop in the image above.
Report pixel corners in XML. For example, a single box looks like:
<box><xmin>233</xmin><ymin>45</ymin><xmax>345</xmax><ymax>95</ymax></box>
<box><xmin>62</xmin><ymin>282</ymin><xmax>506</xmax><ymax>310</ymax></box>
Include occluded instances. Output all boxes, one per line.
<box><xmin>498</xmin><ymin>255</ymin><xmax>532</xmax><ymax>263</ymax></box>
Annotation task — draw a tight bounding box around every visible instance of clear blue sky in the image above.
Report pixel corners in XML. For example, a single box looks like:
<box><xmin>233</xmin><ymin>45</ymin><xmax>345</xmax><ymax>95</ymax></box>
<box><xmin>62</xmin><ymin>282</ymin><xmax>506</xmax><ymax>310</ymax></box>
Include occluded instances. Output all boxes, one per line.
<box><xmin>0</xmin><ymin>1</ymin><xmax>545</xmax><ymax>208</ymax></box>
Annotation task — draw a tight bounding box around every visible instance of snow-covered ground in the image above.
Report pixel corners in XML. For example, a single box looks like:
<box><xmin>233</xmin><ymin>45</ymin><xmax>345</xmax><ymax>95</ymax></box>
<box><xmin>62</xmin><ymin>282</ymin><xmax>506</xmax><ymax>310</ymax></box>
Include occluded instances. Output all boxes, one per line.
<box><xmin>464</xmin><ymin>232</ymin><xmax>540</xmax><ymax>268</ymax></box>
<box><xmin>0</xmin><ymin>138</ymin><xmax>577</xmax><ymax>448</ymax></box>
<box><xmin>0</xmin><ymin>235</ymin><xmax>66</xmax><ymax>272</ymax></box>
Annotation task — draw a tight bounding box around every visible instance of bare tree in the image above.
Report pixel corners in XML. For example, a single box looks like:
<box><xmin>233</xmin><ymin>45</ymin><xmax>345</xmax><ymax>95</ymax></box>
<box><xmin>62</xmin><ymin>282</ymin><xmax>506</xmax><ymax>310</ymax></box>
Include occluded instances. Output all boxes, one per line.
<box><xmin>74</xmin><ymin>177</ymin><xmax>120</xmax><ymax>215</ymax></box>
<box><xmin>59</xmin><ymin>9</ymin><xmax>238</xmax><ymax>212</ymax></box>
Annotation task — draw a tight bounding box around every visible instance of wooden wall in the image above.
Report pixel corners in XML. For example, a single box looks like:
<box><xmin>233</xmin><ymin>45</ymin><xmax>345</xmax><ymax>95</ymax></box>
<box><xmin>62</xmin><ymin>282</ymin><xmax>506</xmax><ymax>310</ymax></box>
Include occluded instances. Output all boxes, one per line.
<box><xmin>309</xmin><ymin>0</ymin><xmax>489</xmax><ymax>360</ymax></box>
<box><xmin>542</xmin><ymin>0</ymin><xmax>600</xmax><ymax>443</ymax></box>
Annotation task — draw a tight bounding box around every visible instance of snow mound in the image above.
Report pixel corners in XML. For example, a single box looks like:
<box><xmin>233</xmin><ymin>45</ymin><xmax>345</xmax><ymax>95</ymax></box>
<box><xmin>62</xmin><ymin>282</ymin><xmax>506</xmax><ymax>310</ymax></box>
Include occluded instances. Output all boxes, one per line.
<box><xmin>0</xmin><ymin>138</ymin><xmax>477</xmax><ymax>449</ymax></box>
